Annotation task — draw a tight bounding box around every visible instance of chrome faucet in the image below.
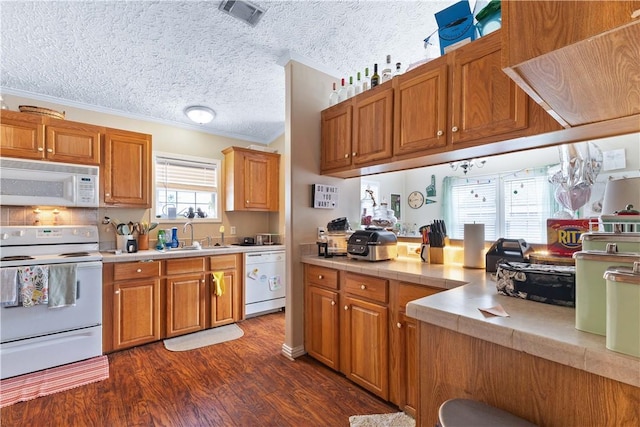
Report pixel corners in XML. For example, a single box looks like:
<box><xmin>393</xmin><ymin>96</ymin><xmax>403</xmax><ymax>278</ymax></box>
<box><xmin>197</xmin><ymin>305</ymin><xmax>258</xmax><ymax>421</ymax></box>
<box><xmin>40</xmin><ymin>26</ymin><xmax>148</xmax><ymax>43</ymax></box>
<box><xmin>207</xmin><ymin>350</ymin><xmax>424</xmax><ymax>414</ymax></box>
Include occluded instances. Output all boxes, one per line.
<box><xmin>183</xmin><ymin>221</ymin><xmax>194</xmax><ymax>246</ymax></box>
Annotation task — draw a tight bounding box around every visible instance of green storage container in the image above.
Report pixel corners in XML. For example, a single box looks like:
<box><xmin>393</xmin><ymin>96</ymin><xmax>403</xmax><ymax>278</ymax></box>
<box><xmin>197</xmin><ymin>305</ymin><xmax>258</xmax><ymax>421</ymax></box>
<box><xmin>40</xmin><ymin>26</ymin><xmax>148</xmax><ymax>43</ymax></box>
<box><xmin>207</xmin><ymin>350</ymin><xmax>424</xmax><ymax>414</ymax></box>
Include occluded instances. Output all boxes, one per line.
<box><xmin>573</xmin><ymin>250</ymin><xmax>640</xmax><ymax>335</ymax></box>
<box><xmin>604</xmin><ymin>263</ymin><xmax>640</xmax><ymax>357</ymax></box>
<box><xmin>580</xmin><ymin>232</ymin><xmax>640</xmax><ymax>252</ymax></box>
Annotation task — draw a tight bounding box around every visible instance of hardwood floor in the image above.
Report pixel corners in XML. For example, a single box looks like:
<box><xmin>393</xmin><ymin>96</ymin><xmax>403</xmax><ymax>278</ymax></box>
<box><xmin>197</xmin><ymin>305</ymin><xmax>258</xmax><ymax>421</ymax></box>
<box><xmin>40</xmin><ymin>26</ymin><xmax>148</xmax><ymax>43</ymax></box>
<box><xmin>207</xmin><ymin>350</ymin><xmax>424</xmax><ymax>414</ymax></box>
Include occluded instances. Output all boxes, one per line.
<box><xmin>1</xmin><ymin>312</ymin><xmax>397</xmax><ymax>426</ymax></box>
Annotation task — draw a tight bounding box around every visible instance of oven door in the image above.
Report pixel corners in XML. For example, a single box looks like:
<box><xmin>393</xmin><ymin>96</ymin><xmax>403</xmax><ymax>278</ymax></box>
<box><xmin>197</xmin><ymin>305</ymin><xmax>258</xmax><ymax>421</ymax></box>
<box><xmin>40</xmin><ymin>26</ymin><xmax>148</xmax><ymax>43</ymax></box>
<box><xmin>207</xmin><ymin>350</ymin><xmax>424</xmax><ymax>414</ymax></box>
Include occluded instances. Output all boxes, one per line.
<box><xmin>0</xmin><ymin>261</ymin><xmax>102</xmax><ymax>379</ymax></box>
<box><xmin>0</xmin><ymin>261</ymin><xmax>102</xmax><ymax>342</ymax></box>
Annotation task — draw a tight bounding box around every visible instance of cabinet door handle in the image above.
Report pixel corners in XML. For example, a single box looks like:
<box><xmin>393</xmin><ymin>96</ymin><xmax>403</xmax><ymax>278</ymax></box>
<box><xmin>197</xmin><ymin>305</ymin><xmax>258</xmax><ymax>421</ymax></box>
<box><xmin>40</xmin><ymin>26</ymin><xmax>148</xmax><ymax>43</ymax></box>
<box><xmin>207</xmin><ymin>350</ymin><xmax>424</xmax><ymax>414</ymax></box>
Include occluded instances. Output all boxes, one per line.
<box><xmin>451</xmin><ymin>126</ymin><xmax>459</xmax><ymax>132</ymax></box>
<box><xmin>318</xmin><ymin>275</ymin><xmax>323</xmax><ymax>279</ymax></box>
<box><xmin>397</xmin><ymin>322</ymin><xmax>402</xmax><ymax>329</ymax></box>
<box><xmin>352</xmin><ymin>152</ymin><xmax>357</xmax><ymax>157</ymax></box>
<box><xmin>437</xmin><ymin>130</ymin><xmax>443</xmax><ymax>136</ymax></box>
<box><xmin>360</xmin><ymin>284</ymin><xmax>366</xmax><ymax>290</ymax></box>
<box><xmin>47</xmin><ymin>148</ymin><xmax>53</xmax><ymax>153</ymax></box>
<box><xmin>105</xmin><ymin>193</ymin><xmax>110</xmax><ymax>197</ymax></box>
<box><xmin>331</xmin><ymin>300</ymin><xmax>336</xmax><ymax>306</ymax></box>
<box><xmin>114</xmin><ymin>290</ymin><xmax>120</xmax><ymax>295</ymax></box>
<box><xmin>37</xmin><ymin>147</ymin><xmax>44</xmax><ymax>152</ymax></box>
<box><xmin>344</xmin><ymin>305</ymin><xmax>349</xmax><ymax>311</ymax></box>
<box><xmin>344</xmin><ymin>153</ymin><xmax>349</xmax><ymax>158</ymax></box>
<box><xmin>246</xmin><ymin>200</ymin><xmax>250</xmax><ymax>204</ymax></box>
<box><xmin>136</xmin><ymin>268</ymin><xmax>142</xmax><ymax>273</ymax></box>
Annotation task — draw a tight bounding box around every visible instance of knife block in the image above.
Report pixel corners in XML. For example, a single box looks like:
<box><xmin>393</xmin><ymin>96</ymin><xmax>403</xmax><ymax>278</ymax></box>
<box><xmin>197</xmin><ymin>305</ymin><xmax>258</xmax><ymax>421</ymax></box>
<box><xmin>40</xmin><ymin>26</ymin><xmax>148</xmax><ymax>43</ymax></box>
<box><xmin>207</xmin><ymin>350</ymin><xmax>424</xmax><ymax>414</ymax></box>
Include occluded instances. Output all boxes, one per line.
<box><xmin>429</xmin><ymin>247</ymin><xmax>444</xmax><ymax>264</ymax></box>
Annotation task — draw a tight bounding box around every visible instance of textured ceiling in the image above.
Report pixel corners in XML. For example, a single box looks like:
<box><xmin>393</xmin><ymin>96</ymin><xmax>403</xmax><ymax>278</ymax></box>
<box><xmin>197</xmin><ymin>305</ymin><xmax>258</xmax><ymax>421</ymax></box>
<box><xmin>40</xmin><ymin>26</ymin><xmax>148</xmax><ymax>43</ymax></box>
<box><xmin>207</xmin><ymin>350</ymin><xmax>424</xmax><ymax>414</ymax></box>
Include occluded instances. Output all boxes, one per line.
<box><xmin>1</xmin><ymin>0</ymin><xmax>458</xmax><ymax>144</ymax></box>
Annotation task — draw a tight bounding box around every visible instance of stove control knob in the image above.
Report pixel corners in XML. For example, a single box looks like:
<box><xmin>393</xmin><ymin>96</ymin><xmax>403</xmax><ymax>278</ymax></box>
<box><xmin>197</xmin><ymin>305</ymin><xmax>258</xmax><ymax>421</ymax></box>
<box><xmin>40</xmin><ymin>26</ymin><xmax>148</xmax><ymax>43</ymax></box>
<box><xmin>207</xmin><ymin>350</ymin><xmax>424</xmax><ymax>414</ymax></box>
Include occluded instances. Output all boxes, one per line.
<box><xmin>1</xmin><ymin>233</ymin><xmax>8</xmax><ymax>240</ymax></box>
<box><xmin>73</xmin><ymin>229</ymin><xmax>80</xmax><ymax>235</ymax></box>
<box><xmin>17</xmin><ymin>230</ymin><xmax>25</xmax><ymax>237</ymax></box>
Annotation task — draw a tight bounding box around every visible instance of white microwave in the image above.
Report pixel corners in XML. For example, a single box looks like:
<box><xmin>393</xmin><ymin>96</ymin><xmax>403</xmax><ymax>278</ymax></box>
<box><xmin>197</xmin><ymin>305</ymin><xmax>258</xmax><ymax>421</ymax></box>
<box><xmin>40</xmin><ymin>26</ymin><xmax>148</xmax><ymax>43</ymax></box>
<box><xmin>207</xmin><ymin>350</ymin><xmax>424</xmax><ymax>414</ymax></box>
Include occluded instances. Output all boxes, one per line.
<box><xmin>0</xmin><ymin>157</ymin><xmax>99</xmax><ymax>207</ymax></box>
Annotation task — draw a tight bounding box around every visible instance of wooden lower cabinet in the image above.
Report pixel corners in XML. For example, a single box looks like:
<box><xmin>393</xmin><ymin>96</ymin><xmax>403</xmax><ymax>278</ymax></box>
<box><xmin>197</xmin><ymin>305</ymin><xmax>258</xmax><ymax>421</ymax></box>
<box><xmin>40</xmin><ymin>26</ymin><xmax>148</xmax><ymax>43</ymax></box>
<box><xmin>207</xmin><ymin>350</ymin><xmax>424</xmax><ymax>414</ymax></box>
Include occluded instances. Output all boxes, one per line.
<box><xmin>165</xmin><ymin>257</ymin><xmax>206</xmax><ymax>338</ymax></box>
<box><xmin>208</xmin><ymin>254</ymin><xmax>242</xmax><ymax>327</ymax></box>
<box><xmin>104</xmin><ymin>255</ymin><xmax>242</xmax><ymax>353</ymax></box>
<box><xmin>389</xmin><ymin>281</ymin><xmax>443</xmax><ymax>417</ymax></box>
<box><xmin>304</xmin><ymin>266</ymin><xmax>445</xmax><ymax>409</ymax></box>
<box><xmin>104</xmin><ymin>260</ymin><xmax>162</xmax><ymax>352</ymax></box>
<box><xmin>341</xmin><ymin>272</ymin><xmax>389</xmax><ymax>400</ymax></box>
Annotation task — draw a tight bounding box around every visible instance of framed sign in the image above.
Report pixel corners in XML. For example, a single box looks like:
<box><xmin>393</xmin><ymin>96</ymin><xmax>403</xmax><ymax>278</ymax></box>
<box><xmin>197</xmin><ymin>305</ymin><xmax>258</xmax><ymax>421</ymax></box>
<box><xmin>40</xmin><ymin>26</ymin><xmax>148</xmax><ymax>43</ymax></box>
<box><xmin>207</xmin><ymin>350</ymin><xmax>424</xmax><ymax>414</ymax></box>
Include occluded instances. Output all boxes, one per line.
<box><xmin>311</xmin><ymin>184</ymin><xmax>339</xmax><ymax>209</ymax></box>
<box><xmin>390</xmin><ymin>193</ymin><xmax>401</xmax><ymax>220</ymax></box>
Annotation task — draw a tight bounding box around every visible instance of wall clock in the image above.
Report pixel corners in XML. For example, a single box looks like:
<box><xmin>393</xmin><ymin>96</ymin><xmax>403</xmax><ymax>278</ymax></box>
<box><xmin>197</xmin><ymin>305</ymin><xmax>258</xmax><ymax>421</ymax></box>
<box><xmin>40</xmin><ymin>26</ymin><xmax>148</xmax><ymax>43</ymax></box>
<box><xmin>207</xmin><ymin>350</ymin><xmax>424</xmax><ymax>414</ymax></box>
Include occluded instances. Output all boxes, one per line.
<box><xmin>408</xmin><ymin>191</ymin><xmax>424</xmax><ymax>209</ymax></box>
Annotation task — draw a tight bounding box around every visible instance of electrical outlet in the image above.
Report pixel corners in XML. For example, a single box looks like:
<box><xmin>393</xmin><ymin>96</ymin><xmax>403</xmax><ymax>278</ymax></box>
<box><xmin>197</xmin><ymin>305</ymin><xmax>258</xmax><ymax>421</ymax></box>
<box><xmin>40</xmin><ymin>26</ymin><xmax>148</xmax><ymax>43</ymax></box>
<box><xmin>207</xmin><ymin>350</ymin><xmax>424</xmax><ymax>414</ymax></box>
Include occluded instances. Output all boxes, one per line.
<box><xmin>230</xmin><ymin>226</ymin><xmax>236</xmax><ymax>235</ymax></box>
<box><xmin>317</xmin><ymin>227</ymin><xmax>326</xmax><ymax>240</ymax></box>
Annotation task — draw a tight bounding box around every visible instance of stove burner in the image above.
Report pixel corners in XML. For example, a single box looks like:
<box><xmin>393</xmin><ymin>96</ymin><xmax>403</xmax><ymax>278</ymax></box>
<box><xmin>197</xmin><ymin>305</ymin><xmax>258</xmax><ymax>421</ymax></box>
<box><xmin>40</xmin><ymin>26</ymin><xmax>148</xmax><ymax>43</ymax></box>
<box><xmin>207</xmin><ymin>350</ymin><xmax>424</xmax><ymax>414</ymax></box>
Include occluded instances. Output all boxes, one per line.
<box><xmin>1</xmin><ymin>255</ymin><xmax>35</xmax><ymax>261</ymax></box>
<box><xmin>60</xmin><ymin>252</ymin><xmax>91</xmax><ymax>258</ymax></box>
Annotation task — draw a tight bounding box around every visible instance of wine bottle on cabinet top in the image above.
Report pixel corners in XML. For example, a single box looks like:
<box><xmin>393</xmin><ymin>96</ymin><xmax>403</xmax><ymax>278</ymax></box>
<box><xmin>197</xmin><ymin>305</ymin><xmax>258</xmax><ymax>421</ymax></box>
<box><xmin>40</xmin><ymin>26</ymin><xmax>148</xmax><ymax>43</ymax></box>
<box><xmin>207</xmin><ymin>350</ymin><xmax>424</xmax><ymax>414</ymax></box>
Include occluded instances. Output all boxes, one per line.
<box><xmin>362</xmin><ymin>68</ymin><xmax>370</xmax><ymax>91</ymax></box>
<box><xmin>337</xmin><ymin>78</ymin><xmax>348</xmax><ymax>102</ymax></box>
<box><xmin>371</xmin><ymin>64</ymin><xmax>380</xmax><ymax>88</ymax></box>
<box><xmin>355</xmin><ymin>72</ymin><xmax>362</xmax><ymax>95</ymax></box>
<box><xmin>381</xmin><ymin>54</ymin><xmax>392</xmax><ymax>82</ymax></box>
<box><xmin>346</xmin><ymin>76</ymin><xmax>355</xmax><ymax>98</ymax></box>
<box><xmin>329</xmin><ymin>82</ymin><xmax>339</xmax><ymax>106</ymax></box>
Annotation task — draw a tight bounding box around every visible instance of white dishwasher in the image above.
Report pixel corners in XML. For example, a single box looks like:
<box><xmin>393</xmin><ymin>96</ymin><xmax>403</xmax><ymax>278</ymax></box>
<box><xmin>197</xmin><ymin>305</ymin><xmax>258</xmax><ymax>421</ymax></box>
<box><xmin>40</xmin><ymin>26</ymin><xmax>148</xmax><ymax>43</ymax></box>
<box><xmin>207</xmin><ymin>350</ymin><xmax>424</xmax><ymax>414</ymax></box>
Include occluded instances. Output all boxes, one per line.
<box><xmin>244</xmin><ymin>250</ymin><xmax>285</xmax><ymax>318</ymax></box>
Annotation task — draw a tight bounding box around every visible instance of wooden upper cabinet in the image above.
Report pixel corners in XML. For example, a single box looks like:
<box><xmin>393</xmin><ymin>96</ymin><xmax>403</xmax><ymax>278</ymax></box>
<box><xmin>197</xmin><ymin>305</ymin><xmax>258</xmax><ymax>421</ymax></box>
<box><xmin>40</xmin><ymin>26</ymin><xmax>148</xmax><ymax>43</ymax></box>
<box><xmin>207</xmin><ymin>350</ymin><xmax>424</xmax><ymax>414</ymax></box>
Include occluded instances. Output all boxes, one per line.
<box><xmin>502</xmin><ymin>0</ymin><xmax>640</xmax><ymax>127</ymax></box>
<box><xmin>352</xmin><ymin>85</ymin><xmax>394</xmax><ymax>166</ymax></box>
<box><xmin>45</xmin><ymin>120</ymin><xmax>101</xmax><ymax>165</ymax></box>
<box><xmin>102</xmin><ymin>128</ymin><xmax>152</xmax><ymax>207</ymax></box>
<box><xmin>223</xmin><ymin>146</ymin><xmax>280</xmax><ymax>212</ymax></box>
<box><xmin>321</xmin><ymin>102</ymin><xmax>353</xmax><ymax>172</ymax></box>
<box><xmin>450</xmin><ymin>30</ymin><xmax>528</xmax><ymax>145</ymax></box>
<box><xmin>0</xmin><ymin>110</ymin><xmax>100</xmax><ymax>165</ymax></box>
<box><xmin>393</xmin><ymin>57</ymin><xmax>448</xmax><ymax>157</ymax></box>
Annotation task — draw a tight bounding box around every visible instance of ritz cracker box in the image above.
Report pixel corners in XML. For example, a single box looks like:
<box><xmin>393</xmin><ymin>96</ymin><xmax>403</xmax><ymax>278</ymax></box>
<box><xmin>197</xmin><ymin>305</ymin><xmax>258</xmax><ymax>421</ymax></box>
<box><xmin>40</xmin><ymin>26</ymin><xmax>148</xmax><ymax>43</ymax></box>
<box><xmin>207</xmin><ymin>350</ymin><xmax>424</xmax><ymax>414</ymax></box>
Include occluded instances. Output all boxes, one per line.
<box><xmin>546</xmin><ymin>219</ymin><xmax>591</xmax><ymax>256</ymax></box>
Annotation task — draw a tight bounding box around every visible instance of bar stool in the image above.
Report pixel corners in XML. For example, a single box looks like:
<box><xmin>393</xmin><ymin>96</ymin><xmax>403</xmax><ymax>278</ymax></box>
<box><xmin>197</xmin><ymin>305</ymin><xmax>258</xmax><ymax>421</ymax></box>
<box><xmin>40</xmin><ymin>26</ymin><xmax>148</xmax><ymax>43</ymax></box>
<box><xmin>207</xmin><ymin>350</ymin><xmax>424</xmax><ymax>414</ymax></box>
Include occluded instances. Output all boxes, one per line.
<box><xmin>438</xmin><ymin>398</ymin><xmax>537</xmax><ymax>427</ymax></box>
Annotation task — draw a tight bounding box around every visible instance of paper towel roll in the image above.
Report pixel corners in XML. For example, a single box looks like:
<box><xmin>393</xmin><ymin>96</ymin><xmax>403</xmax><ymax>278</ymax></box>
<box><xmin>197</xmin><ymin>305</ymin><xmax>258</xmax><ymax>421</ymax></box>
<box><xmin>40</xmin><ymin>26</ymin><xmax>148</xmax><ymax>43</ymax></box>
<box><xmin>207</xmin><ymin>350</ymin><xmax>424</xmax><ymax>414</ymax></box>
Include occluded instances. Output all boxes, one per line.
<box><xmin>464</xmin><ymin>223</ymin><xmax>485</xmax><ymax>269</ymax></box>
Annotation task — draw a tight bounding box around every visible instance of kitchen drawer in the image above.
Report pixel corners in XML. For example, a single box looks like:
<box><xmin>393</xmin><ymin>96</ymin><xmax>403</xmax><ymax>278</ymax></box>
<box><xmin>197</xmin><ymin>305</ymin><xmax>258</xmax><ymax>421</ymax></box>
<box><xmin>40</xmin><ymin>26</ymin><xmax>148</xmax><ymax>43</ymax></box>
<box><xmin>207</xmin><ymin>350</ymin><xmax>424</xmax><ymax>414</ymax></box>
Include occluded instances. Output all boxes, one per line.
<box><xmin>113</xmin><ymin>261</ymin><xmax>161</xmax><ymax>281</ymax></box>
<box><xmin>306</xmin><ymin>265</ymin><xmax>339</xmax><ymax>290</ymax></box>
<box><xmin>209</xmin><ymin>254</ymin><xmax>238</xmax><ymax>271</ymax></box>
<box><xmin>396</xmin><ymin>282</ymin><xmax>441</xmax><ymax>312</ymax></box>
<box><xmin>345</xmin><ymin>272</ymin><xmax>388</xmax><ymax>303</ymax></box>
<box><xmin>165</xmin><ymin>257</ymin><xmax>205</xmax><ymax>275</ymax></box>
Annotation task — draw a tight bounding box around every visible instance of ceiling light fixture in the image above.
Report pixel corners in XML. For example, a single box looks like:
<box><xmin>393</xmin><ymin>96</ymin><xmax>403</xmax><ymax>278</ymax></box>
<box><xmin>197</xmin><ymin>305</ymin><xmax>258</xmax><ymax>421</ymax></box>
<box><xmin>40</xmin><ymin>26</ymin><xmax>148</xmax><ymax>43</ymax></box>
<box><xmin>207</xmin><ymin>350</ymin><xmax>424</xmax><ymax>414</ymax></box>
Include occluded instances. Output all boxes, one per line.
<box><xmin>184</xmin><ymin>106</ymin><xmax>216</xmax><ymax>124</ymax></box>
<box><xmin>450</xmin><ymin>158</ymin><xmax>487</xmax><ymax>174</ymax></box>
<box><xmin>218</xmin><ymin>0</ymin><xmax>266</xmax><ymax>27</ymax></box>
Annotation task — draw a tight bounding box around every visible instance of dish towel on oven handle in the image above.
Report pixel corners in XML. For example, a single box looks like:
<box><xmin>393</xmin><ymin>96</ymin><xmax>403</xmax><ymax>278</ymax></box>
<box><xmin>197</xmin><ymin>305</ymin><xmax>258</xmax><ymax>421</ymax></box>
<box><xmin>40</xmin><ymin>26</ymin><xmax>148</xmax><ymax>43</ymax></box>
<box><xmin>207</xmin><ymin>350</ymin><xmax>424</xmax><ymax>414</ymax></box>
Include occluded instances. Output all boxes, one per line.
<box><xmin>18</xmin><ymin>266</ymin><xmax>49</xmax><ymax>307</ymax></box>
<box><xmin>211</xmin><ymin>272</ymin><xmax>225</xmax><ymax>297</ymax></box>
<box><xmin>48</xmin><ymin>263</ymin><xmax>78</xmax><ymax>308</ymax></box>
<box><xmin>0</xmin><ymin>267</ymin><xmax>19</xmax><ymax>307</ymax></box>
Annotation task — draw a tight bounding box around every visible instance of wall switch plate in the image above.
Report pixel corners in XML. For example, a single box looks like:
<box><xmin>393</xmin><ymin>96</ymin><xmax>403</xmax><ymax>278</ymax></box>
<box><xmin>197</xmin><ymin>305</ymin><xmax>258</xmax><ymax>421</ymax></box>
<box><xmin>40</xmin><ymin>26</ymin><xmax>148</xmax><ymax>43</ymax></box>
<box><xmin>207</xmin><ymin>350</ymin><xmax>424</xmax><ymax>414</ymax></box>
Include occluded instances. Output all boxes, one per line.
<box><xmin>230</xmin><ymin>226</ymin><xmax>237</xmax><ymax>235</ymax></box>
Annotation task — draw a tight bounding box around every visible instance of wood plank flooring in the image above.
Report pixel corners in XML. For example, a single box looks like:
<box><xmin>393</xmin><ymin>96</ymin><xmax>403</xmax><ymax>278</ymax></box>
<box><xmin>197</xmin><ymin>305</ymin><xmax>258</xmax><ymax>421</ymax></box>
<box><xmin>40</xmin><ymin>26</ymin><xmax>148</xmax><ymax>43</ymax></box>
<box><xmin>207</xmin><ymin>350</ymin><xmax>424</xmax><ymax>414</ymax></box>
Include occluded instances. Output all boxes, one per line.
<box><xmin>1</xmin><ymin>312</ymin><xmax>397</xmax><ymax>426</ymax></box>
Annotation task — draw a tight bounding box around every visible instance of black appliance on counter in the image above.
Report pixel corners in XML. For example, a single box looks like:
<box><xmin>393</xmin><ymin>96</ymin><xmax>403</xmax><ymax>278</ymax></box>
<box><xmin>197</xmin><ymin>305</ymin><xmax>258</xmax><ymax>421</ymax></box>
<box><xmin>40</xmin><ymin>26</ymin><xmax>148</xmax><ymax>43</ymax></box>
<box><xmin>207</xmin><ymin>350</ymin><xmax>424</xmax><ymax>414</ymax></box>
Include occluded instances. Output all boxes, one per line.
<box><xmin>485</xmin><ymin>238</ymin><xmax>534</xmax><ymax>272</ymax></box>
<box><xmin>347</xmin><ymin>228</ymin><xmax>398</xmax><ymax>261</ymax></box>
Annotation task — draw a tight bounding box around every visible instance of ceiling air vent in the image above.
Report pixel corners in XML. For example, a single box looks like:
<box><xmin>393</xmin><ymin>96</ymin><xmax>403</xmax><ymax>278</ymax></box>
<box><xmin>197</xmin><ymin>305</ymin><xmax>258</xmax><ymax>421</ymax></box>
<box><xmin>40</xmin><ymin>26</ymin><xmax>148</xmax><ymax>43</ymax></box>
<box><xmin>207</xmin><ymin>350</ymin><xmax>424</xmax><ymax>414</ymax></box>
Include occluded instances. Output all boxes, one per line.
<box><xmin>218</xmin><ymin>0</ymin><xmax>266</xmax><ymax>27</ymax></box>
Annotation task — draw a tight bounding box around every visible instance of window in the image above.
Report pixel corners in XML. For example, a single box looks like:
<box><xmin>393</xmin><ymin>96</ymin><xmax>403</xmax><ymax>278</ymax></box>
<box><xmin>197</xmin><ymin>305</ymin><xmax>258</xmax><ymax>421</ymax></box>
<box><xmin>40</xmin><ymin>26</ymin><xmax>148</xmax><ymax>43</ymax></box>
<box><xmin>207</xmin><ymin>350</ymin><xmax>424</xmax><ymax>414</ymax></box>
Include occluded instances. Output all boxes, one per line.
<box><xmin>443</xmin><ymin>168</ymin><xmax>557</xmax><ymax>243</ymax></box>
<box><xmin>154</xmin><ymin>152</ymin><xmax>221</xmax><ymax>222</ymax></box>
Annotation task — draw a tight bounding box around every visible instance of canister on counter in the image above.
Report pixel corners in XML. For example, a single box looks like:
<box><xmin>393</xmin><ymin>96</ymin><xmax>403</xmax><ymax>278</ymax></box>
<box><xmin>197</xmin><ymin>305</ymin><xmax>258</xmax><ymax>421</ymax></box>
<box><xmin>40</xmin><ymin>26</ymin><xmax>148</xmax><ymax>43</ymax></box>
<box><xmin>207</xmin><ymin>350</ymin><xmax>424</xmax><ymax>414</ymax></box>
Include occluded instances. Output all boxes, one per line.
<box><xmin>573</xmin><ymin>249</ymin><xmax>640</xmax><ymax>335</ymax></box>
<box><xmin>604</xmin><ymin>262</ymin><xmax>640</xmax><ymax>358</ymax></box>
<box><xmin>581</xmin><ymin>232</ymin><xmax>640</xmax><ymax>252</ymax></box>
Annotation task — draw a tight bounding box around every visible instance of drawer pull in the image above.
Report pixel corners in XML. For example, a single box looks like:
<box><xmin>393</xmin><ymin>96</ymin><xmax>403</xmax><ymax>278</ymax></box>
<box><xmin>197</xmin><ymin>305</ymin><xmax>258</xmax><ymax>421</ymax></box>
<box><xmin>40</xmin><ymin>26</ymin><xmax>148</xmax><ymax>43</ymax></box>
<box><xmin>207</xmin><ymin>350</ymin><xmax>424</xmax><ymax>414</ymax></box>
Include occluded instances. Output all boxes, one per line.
<box><xmin>115</xmin><ymin>290</ymin><xmax>120</xmax><ymax>295</ymax></box>
<box><xmin>136</xmin><ymin>268</ymin><xmax>142</xmax><ymax>273</ymax></box>
<box><xmin>452</xmin><ymin>126</ymin><xmax>459</xmax><ymax>132</ymax></box>
<box><xmin>437</xmin><ymin>130</ymin><xmax>443</xmax><ymax>136</ymax></box>
<box><xmin>318</xmin><ymin>274</ymin><xmax>324</xmax><ymax>279</ymax></box>
<box><xmin>344</xmin><ymin>305</ymin><xmax>349</xmax><ymax>311</ymax></box>
<box><xmin>360</xmin><ymin>284</ymin><xmax>366</xmax><ymax>290</ymax></box>
<box><xmin>397</xmin><ymin>322</ymin><xmax>402</xmax><ymax>329</ymax></box>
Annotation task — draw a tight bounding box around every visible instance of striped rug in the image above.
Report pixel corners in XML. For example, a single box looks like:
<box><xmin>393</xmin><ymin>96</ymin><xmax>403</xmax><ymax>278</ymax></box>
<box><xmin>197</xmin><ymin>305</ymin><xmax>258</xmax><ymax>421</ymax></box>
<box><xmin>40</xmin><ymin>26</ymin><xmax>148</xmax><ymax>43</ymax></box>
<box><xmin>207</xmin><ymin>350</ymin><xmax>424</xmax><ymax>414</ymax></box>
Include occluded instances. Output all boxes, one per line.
<box><xmin>0</xmin><ymin>355</ymin><xmax>109</xmax><ymax>408</ymax></box>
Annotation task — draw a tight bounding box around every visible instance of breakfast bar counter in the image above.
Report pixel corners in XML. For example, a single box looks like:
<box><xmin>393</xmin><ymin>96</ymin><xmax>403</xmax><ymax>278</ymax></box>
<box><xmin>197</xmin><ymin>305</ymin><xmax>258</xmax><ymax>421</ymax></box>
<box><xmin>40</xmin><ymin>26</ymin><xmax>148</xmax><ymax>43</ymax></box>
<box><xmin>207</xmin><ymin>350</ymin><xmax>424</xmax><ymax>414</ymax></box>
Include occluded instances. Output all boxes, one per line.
<box><xmin>301</xmin><ymin>255</ymin><xmax>640</xmax><ymax>426</ymax></box>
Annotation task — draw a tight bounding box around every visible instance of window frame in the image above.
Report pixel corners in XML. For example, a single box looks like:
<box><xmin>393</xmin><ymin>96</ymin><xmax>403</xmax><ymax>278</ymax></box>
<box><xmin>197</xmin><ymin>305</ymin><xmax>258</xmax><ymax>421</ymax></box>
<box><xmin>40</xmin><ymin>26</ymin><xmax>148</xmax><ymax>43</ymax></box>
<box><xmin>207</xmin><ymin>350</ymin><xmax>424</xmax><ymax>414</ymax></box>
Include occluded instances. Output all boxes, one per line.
<box><xmin>443</xmin><ymin>167</ymin><xmax>557</xmax><ymax>244</ymax></box>
<box><xmin>152</xmin><ymin>151</ymin><xmax>222</xmax><ymax>223</ymax></box>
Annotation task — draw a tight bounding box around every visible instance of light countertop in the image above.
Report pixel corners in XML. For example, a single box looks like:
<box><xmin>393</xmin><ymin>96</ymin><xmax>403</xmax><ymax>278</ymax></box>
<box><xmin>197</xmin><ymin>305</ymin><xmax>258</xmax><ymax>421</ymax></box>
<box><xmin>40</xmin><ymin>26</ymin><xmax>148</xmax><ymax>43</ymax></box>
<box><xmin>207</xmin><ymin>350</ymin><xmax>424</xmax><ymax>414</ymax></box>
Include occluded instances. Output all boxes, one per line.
<box><xmin>101</xmin><ymin>244</ymin><xmax>285</xmax><ymax>263</ymax></box>
<box><xmin>300</xmin><ymin>255</ymin><xmax>640</xmax><ymax>388</ymax></box>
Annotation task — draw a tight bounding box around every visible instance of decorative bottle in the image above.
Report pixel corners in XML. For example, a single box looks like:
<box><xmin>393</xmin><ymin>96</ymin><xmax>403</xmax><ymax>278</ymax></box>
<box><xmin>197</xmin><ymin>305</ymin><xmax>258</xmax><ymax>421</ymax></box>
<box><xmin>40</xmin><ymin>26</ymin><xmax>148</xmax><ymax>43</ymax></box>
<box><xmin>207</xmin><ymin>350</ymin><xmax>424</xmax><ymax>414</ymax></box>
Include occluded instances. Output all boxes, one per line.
<box><xmin>381</xmin><ymin>55</ymin><xmax>392</xmax><ymax>83</ymax></box>
<box><xmin>170</xmin><ymin>227</ymin><xmax>179</xmax><ymax>248</ymax></box>
<box><xmin>362</xmin><ymin>68</ymin><xmax>370</xmax><ymax>91</ymax></box>
<box><xmin>156</xmin><ymin>229</ymin><xmax>166</xmax><ymax>250</ymax></box>
<box><xmin>355</xmin><ymin>72</ymin><xmax>363</xmax><ymax>95</ymax></box>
